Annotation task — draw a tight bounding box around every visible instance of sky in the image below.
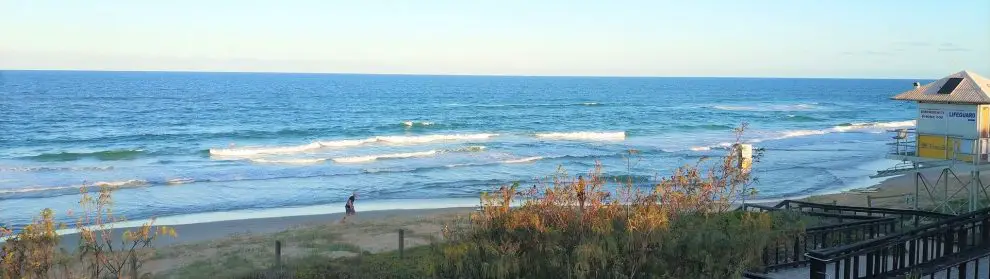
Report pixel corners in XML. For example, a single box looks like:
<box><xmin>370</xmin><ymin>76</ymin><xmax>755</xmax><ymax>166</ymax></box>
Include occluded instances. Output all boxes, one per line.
<box><xmin>1</xmin><ymin>0</ymin><xmax>988</xmax><ymax>79</ymax></box>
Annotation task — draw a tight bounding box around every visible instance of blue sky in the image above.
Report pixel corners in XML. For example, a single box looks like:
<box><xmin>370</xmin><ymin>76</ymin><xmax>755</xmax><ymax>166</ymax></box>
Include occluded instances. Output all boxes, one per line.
<box><xmin>1</xmin><ymin>0</ymin><xmax>988</xmax><ymax>78</ymax></box>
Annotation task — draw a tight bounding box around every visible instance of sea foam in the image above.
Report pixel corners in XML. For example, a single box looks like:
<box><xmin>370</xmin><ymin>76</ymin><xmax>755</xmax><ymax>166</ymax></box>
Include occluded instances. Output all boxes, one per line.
<box><xmin>248</xmin><ymin>158</ymin><xmax>328</xmax><ymax>165</ymax></box>
<box><xmin>688</xmin><ymin>120</ymin><xmax>916</xmax><ymax>151</ymax></box>
<box><xmin>535</xmin><ymin>131</ymin><xmax>626</xmax><ymax>141</ymax></box>
<box><xmin>773</xmin><ymin>120</ymin><xmax>916</xmax><ymax>141</ymax></box>
<box><xmin>209</xmin><ymin>133</ymin><xmax>498</xmax><ymax>157</ymax></box>
<box><xmin>502</xmin><ymin>156</ymin><xmax>544</xmax><ymax>164</ymax></box>
<box><xmin>332</xmin><ymin>150</ymin><xmax>440</xmax><ymax>163</ymax></box>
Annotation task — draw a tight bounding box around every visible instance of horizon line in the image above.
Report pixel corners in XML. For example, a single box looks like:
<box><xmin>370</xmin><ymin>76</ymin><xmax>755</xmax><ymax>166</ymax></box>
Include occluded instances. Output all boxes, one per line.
<box><xmin>0</xmin><ymin>68</ymin><xmax>938</xmax><ymax>81</ymax></box>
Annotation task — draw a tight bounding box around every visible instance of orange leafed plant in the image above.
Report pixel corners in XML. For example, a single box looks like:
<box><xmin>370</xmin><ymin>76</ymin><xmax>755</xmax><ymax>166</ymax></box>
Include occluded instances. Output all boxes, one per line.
<box><xmin>434</xmin><ymin>123</ymin><xmax>795</xmax><ymax>279</ymax></box>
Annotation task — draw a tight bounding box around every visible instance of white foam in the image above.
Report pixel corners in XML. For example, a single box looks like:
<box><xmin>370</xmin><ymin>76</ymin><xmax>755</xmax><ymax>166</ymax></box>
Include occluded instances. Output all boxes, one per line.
<box><xmin>332</xmin><ymin>150</ymin><xmax>439</xmax><ymax>163</ymax></box>
<box><xmin>770</xmin><ymin>120</ymin><xmax>916</xmax><ymax>141</ymax></box>
<box><xmin>375</xmin><ymin>134</ymin><xmax>497</xmax><ymax>144</ymax></box>
<box><xmin>93</xmin><ymin>179</ymin><xmax>148</xmax><ymax>188</ymax></box>
<box><xmin>210</xmin><ymin>133</ymin><xmax>497</xmax><ymax>157</ymax></box>
<box><xmin>209</xmin><ymin>142</ymin><xmax>323</xmax><ymax>157</ymax></box>
<box><xmin>249</xmin><ymin>158</ymin><xmax>328</xmax><ymax>165</ymax></box>
<box><xmin>451</xmin><ymin>145</ymin><xmax>487</xmax><ymax>152</ymax></box>
<box><xmin>503</xmin><ymin>156</ymin><xmax>544</xmax><ymax>164</ymax></box>
<box><xmin>402</xmin><ymin>121</ymin><xmax>435</xmax><ymax>126</ymax></box>
<box><xmin>685</xmin><ymin>120</ymin><xmax>916</xmax><ymax>151</ymax></box>
<box><xmin>1</xmin><ymin>179</ymin><xmax>150</xmax><ymax>196</ymax></box>
<box><xmin>535</xmin><ymin>131</ymin><xmax>626</xmax><ymax>141</ymax></box>
<box><xmin>0</xmin><ymin>185</ymin><xmax>76</xmax><ymax>195</ymax></box>
<box><xmin>316</xmin><ymin>138</ymin><xmax>378</xmax><ymax>148</ymax></box>
<box><xmin>166</xmin><ymin>178</ymin><xmax>195</xmax><ymax>185</ymax></box>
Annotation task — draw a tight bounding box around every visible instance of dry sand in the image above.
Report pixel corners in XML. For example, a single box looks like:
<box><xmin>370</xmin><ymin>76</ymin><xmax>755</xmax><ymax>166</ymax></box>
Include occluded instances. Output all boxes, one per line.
<box><xmin>48</xmin><ymin>207</ymin><xmax>472</xmax><ymax>278</ymax></box>
<box><xmin>802</xmin><ymin>168</ymin><xmax>990</xmax><ymax>210</ymax></box>
<box><xmin>46</xmin><ymin>168</ymin><xmax>990</xmax><ymax>277</ymax></box>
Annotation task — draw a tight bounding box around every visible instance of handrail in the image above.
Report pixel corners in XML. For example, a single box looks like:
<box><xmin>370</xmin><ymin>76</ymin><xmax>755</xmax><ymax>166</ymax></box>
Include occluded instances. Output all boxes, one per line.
<box><xmin>780</xmin><ymin>200</ymin><xmax>954</xmax><ymax>219</ymax></box>
<box><xmin>894</xmin><ymin>247</ymin><xmax>990</xmax><ymax>278</ymax></box>
<box><xmin>741</xmin><ymin>203</ymin><xmax>886</xmax><ymax>221</ymax></box>
<box><xmin>805</xmin><ymin>217</ymin><xmax>897</xmax><ymax>233</ymax></box>
<box><xmin>808</xmin><ymin>206</ymin><xmax>989</xmax><ymax>258</ymax></box>
<box><xmin>806</xmin><ymin>206</ymin><xmax>990</xmax><ymax>279</ymax></box>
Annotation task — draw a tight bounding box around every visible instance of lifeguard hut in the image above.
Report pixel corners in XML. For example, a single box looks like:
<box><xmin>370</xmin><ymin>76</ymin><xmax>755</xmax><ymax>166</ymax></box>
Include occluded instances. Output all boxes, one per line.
<box><xmin>875</xmin><ymin>70</ymin><xmax>990</xmax><ymax>213</ymax></box>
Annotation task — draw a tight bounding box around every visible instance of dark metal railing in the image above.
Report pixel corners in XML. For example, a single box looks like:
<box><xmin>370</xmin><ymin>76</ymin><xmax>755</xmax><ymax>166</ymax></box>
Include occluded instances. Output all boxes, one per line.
<box><xmin>742</xmin><ymin>203</ymin><xmax>882</xmax><ymax>221</ymax></box>
<box><xmin>806</xmin><ymin>206</ymin><xmax>990</xmax><ymax>279</ymax></box>
<box><xmin>891</xmin><ymin>249</ymin><xmax>990</xmax><ymax>279</ymax></box>
<box><xmin>779</xmin><ymin>200</ymin><xmax>953</xmax><ymax>221</ymax></box>
<box><xmin>744</xmin><ymin>200</ymin><xmax>954</xmax><ymax>230</ymax></box>
<box><xmin>739</xmin><ymin>200</ymin><xmax>959</xmax><ymax>277</ymax></box>
<box><xmin>761</xmin><ymin>217</ymin><xmax>899</xmax><ymax>271</ymax></box>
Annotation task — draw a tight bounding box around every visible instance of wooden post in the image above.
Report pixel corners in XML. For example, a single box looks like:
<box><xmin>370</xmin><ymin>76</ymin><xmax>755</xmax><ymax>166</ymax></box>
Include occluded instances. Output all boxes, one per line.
<box><xmin>275</xmin><ymin>240</ymin><xmax>282</xmax><ymax>270</ymax></box>
<box><xmin>130</xmin><ymin>253</ymin><xmax>138</xmax><ymax>279</ymax></box>
<box><xmin>398</xmin><ymin>229</ymin><xmax>405</xmax><ymax>259</ymax></box>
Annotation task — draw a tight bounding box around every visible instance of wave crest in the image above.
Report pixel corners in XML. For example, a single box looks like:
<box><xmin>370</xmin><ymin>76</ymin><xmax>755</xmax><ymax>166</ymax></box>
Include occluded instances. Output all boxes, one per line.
<box><xmin>770</xmin><ymin>120</ymin><xmax>916</xmax><ymax>141</ymax></box>
<box><xmin>249</xmin><ymin>158</ymin><xmax>328</xmax><ymax>165</ymax></box>
<box><xmin>503</xmin><ymin>156</ymin><xmax>543</xmax><ymax>164</ymax></box>
<box><xmin>210</xmin><ymin>133</ymin><xmax>498</xmax><ymax>157</ymax></box>
<box><xmin>332</xmin><ymin>150</ymin><xmax>439</xmax><ymax>163</ymax></box>
<box><xmin>535</xmin><ymin>131</ymin><xmax>625</xmax><ymax>141</ymax></box>
<box><xmin>402</xmin><ymin>121</ymin><xmax>435</xmax><ymax>127</ymax></box>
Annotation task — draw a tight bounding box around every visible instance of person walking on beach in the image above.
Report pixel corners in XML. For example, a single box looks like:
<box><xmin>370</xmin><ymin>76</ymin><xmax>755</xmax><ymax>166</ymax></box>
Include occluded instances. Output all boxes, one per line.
<box><xmin>340</xmin><ymin>191</ymin><xmax>357</xmax><ymax>223</ymax></box>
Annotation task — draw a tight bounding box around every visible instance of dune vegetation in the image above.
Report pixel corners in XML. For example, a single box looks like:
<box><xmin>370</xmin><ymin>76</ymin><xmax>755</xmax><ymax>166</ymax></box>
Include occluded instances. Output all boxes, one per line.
<box><xmin>3</xmin><ymin>124</ymin><xmax>806</xmax><ymax>279</ymax></box>
<box><xmin>1</xmin><ymin>185</ymin><xmax>175</xmax><ymax>279</ymax></box>
<box><xmin>238</xmin><ymin>124</ymin><xmax>807</xmax><ymax>279</ymax></box>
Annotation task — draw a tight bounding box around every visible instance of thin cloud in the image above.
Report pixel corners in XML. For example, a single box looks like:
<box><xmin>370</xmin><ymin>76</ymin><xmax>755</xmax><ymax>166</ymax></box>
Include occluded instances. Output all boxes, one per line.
<box><xmin>894</xmin><ymin>41</ymin><xmax>931</xmax><ymax>47</ymax></box>
<box><xmin>841</xmin><ymin>50</ymin><xmax>894</xmax><ymax>56</ymax></box>
<box><xmin>939</xmin><ymin>47</ymin><xmax>971</xmax><ymax>52</ymax></box>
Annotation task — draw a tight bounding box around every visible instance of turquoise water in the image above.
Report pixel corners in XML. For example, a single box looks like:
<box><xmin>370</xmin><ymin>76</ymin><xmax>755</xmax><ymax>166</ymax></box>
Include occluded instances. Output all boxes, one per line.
<box><xmin>0</xmin><ymin>71</ymin><xmax>920</xmax><ymax>228</ymax></box>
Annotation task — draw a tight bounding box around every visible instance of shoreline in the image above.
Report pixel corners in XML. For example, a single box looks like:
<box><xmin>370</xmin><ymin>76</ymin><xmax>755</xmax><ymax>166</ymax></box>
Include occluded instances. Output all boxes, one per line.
<box><xmin>54</xmin><ymin>207</ymin><xmax>475</xmax><ymax>251</ymax></box>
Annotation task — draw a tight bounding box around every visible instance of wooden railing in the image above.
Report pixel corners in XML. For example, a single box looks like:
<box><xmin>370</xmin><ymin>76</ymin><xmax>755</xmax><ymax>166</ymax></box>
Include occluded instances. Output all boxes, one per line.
<box><xmin>806</xmin><ymin>206</ymin><xmax>990</xmax><ymax>279</ymax></box>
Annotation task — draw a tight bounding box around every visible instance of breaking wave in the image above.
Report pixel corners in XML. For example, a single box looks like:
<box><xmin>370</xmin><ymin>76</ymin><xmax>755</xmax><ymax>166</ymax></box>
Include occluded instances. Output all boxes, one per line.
<box><xmin>687</xmin><ymin>120</ymin><xmax>916</xmax><ymax>151</ymax></box>
<box><xmin>535</xmin><ymin>131</ymin><xmax>626</xmax><ymax>141</ymax></box>
<box><xmin>402</xmin><ymin>121</ymin><xmax>435</xmax><ymax>127</ymax></box>
<box><xmin>332</xmin><ymin>150</ymin><xmax>439</xmax><ymax>163</ymax></box>
<box><xmin>249</xmin><ymin>158</ymin><xmax>328</xmax><ymax>165</ymax></box>
<box><xmin>767</xmin><ymin>120</ymin><xmax>916</xmax><ymax>141</ymax></box>
<box><xmin>0</xmin><ymin>179</ymin><xmax>149</xmax><ymax>197</ymax></box>
<box><xmin>502</xmin><ymin>156</ymin><xmax>544</xmax><ymax>164</ymax></box>
<box><xmin>209</xmin><ymin>133</ymin><xmax>498</xmax><ymax>157</ymax></box>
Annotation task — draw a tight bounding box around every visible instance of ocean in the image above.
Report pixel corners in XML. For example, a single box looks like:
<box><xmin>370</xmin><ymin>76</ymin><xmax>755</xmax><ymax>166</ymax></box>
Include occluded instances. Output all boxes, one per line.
<box><xmin>0</xmin><ymin>71</ymin><xmax>921</xmax><ymax>228</ymax></box>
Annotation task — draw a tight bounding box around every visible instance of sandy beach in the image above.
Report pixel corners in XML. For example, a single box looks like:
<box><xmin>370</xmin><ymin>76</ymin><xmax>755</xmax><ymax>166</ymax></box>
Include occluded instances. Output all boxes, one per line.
<box><xmin>31</xmin><ymin>167</ymin><xmax>984</xmax><ymax>278</ymax></box>
<box><xmin>802</xmin><ymin>168</ymin><xmax>989</xmax><ymax>210</ymax></box>
<box><xmin>113</xmin><ymin>207</ymin><xmax>475</xmax><ymax>278</ymax></box>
